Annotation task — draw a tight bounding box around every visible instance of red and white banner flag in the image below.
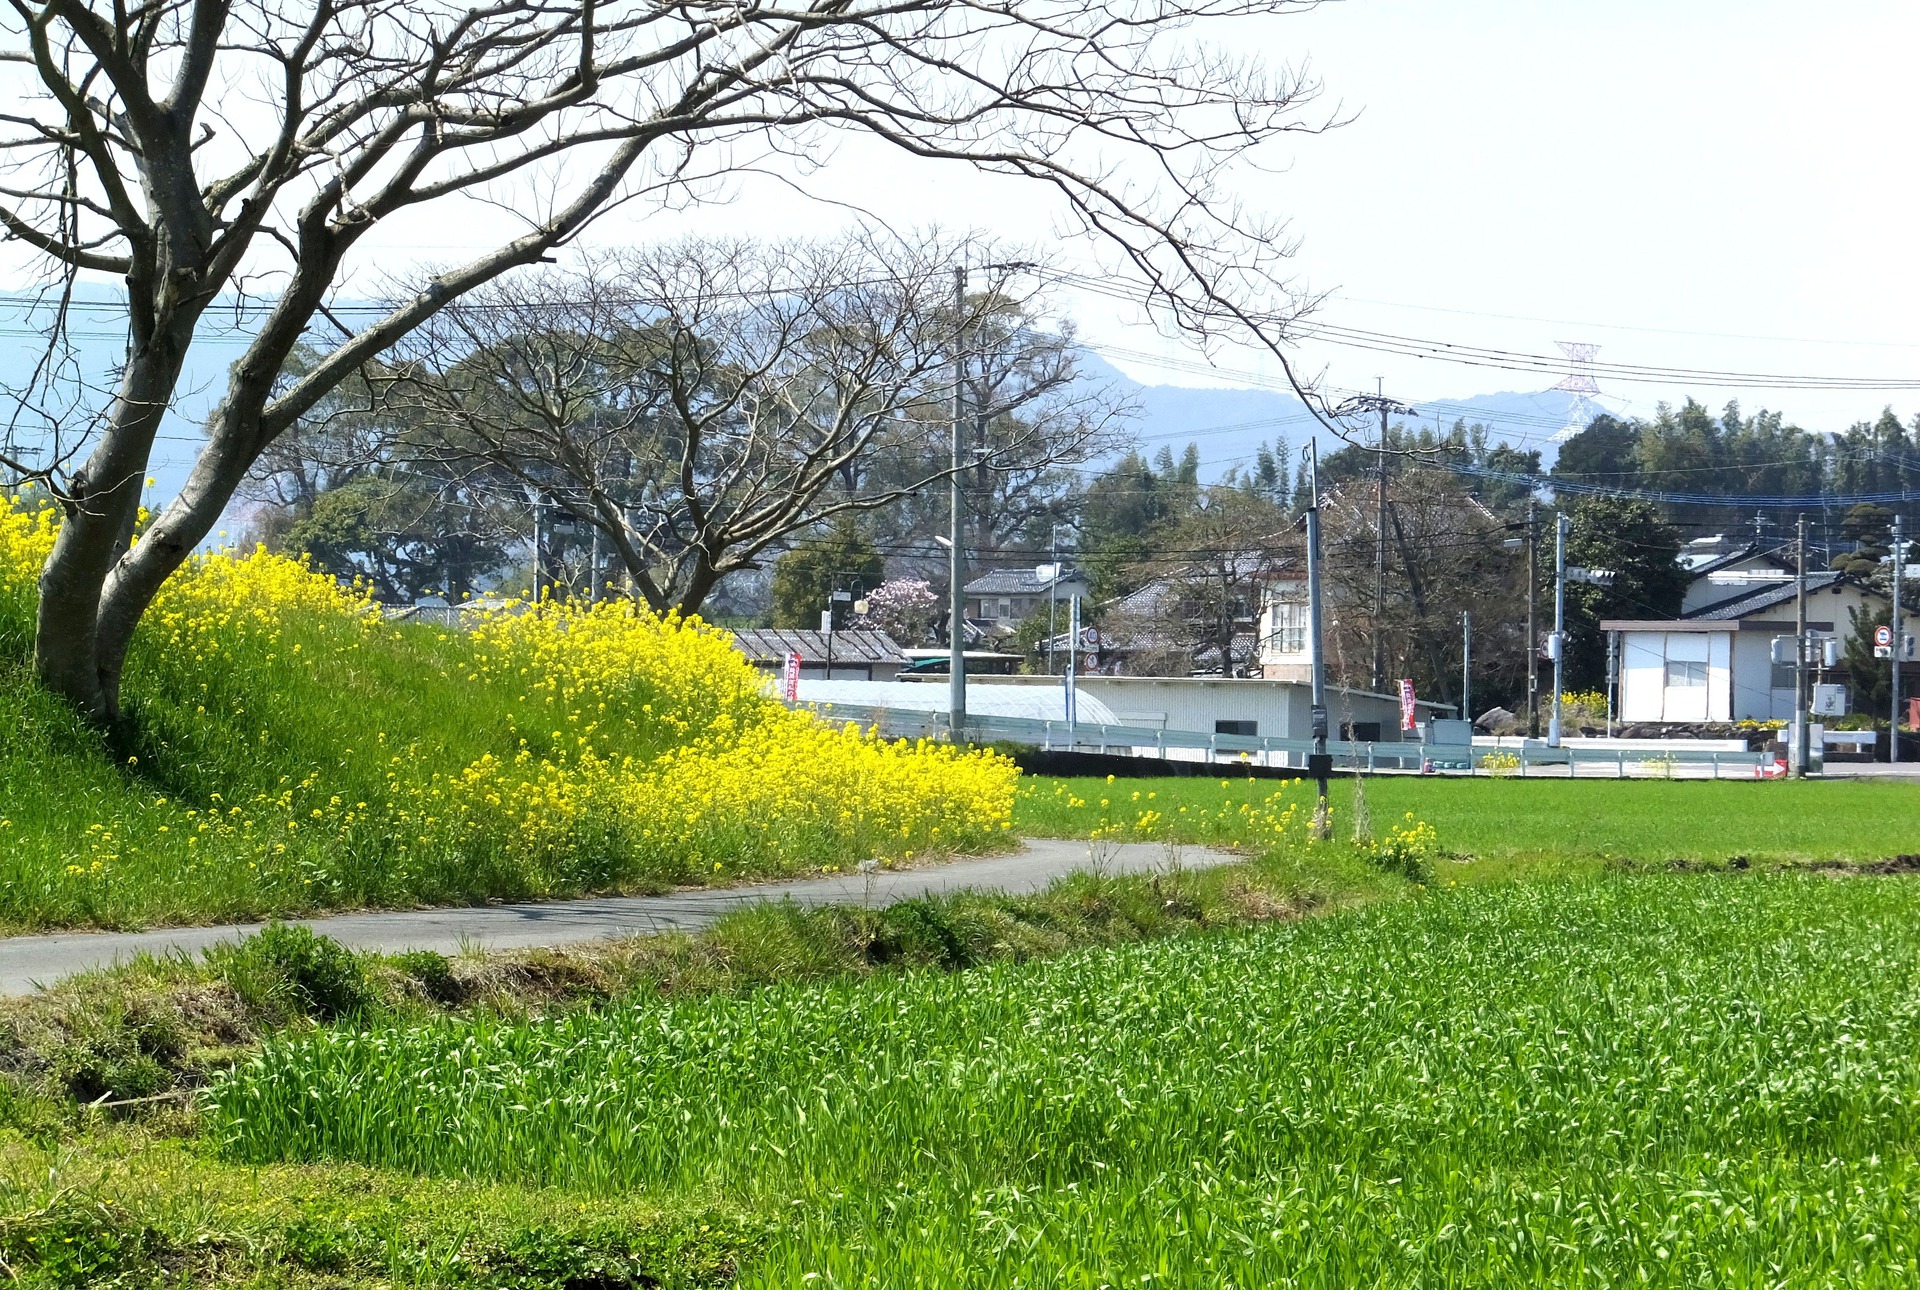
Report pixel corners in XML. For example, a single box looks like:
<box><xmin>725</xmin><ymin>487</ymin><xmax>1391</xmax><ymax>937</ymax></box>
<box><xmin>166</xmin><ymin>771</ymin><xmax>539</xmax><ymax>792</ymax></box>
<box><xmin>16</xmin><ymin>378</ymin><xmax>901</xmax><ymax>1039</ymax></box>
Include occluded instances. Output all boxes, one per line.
<box><xmin>1399</xmin><ymin>678</ymin><xmax>1417</xmax><ymax>731</ymax></box>
<box><xmin>783</xmin><ymin>651</ymin><xmax>802</xmax><ymax>702</ymax></box>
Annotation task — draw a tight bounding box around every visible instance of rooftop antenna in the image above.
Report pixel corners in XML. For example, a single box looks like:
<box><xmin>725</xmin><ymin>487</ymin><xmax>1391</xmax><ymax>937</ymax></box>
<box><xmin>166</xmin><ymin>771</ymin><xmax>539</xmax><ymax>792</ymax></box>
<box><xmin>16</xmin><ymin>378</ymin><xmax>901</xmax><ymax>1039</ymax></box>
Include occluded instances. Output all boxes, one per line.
<box><xmin>1548</xmin><ymin>341</ymin><xmax>1602</xmax><ymax>442</ymax></box>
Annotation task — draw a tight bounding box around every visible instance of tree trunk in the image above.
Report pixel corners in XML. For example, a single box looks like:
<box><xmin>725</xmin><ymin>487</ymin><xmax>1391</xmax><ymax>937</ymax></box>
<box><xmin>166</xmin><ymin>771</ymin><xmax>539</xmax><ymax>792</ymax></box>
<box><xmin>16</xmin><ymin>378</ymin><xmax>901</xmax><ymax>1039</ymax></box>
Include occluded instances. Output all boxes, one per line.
<box><xmin>32</xmin><ymin>328</ymin><xmax>196</xmax><ymax>722</ymax></box>
<box><xmin>91</xmin><ymin>406</ymin><xmax>263</xmax><ymax>713</ymax></box>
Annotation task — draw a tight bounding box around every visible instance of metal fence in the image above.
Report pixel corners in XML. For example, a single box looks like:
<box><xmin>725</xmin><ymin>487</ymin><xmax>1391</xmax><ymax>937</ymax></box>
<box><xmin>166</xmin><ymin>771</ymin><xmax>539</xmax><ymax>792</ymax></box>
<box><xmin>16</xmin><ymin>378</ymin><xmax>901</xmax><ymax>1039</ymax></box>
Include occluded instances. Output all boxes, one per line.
<box><xmin>799</xmin><ymin>701</ymin><xmax>1775</xmax><ymax>779</ymax></box>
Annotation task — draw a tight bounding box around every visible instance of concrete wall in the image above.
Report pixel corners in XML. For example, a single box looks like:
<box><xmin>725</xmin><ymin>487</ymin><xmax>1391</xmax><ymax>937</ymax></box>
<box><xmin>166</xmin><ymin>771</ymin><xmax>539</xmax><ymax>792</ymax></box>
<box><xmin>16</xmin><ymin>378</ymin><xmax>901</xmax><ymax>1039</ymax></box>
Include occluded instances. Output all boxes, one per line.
<box><xmin>971</xmin><ymin>675</ymin><xmax>1444</xmax><ymax>744</ymax></box>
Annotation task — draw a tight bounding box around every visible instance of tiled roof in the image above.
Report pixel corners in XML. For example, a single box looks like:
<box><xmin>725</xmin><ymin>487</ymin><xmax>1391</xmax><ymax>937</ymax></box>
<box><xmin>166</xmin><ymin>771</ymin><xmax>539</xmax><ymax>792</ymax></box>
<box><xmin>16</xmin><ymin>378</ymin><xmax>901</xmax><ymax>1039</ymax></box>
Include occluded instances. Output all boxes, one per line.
<box><xmin>728</xmin><ymin>627</ymin><xmax>907</xmax><ymax>665</ymax></box>
<box><xmin>963</xmin><ymin>567</ymin><xmax>1087</xmax><ymax>595</ymax></box>
<box><xmin>1681</xmin><ymin>571</ymin><xmax>1845</xmax><ymax>621</ymax></box>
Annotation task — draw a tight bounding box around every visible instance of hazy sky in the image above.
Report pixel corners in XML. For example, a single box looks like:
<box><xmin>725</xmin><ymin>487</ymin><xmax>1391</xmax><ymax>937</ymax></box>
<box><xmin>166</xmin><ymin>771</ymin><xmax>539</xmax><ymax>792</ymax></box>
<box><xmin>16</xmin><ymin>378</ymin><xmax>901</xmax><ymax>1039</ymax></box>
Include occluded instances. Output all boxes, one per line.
<box><xmin>349</xmin><ymin>0</ymin><xmax>1920</xmax><ymax>443</ymax></box>
<box><xmin>11</xmin><ymin>0</ymin><xmax>1918</xmax><ymax>455</ymax></box>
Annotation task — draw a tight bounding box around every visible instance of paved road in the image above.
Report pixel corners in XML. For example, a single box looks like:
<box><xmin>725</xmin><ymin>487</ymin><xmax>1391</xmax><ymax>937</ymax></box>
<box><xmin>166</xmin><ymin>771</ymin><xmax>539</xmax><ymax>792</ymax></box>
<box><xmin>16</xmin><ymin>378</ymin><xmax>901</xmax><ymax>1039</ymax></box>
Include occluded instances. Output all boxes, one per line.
<box><xmin>0</xmin><ymin>838</ymin><xmax>1238</xmax><ymax>996</ymax></box>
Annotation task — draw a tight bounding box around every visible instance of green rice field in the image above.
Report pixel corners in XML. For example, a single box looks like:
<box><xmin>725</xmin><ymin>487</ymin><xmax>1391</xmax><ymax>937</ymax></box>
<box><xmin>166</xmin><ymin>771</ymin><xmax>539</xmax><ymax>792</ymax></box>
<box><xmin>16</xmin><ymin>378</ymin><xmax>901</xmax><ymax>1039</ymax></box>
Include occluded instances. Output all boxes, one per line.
<box><xmin>1015</xmin><ymin>773</ymin><xmax>1920</xmax><ymax>865</ymax></box>
<box><xmin>212</xmin><ymin>871</ymin><xmax>1920</xmax><ymax>1285</ymax></box>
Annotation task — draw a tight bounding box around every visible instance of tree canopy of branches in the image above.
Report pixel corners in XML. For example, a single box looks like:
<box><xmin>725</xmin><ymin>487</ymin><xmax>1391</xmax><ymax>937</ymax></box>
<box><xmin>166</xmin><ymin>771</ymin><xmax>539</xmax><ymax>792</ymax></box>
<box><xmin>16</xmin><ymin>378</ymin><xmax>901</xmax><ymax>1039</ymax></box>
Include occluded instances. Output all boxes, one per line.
<box><xmin>1112</xmin><ymin>482</ymin><xmax>1288</xmax><ymax>677</ymax></box>
<box><xmin>385</xmin><ymin>235</ymin><xmax>1118</xmax><ymax>616</ymax></box>
<box><xmin>0</xmin><ymin>0</ymin><xmax>1328</xmax><ymax>722</ymax></box>
<box><xmin>1561</xmin><ymin>496</ymin><xmax>1686</xmax><ymax>693</ymax></box>
<box><xmin>769</xmin><ymin>520</ymin><xmax>882</xmax><ymax>629</ymax></box>
<box><xmin>238</xmin><ymin>346</ymin><xmax>520</xmax><ymax>600</ymax></box>
<box><xmin>1315</xmin><ymin>463</ymin><xmax>1523</xmax><ymax>708</ymax></box>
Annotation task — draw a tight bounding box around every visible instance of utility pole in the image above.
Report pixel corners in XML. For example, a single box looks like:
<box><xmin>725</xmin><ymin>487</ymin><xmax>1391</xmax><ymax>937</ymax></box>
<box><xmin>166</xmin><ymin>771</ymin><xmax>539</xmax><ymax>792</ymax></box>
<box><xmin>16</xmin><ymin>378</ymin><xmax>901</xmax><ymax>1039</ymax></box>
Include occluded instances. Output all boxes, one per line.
<box><xmin>1795</xmin><ymin>513</ymin><xmax>1810</xmax><ymax>778</ymax></box>
<box><xmin>1305</xmin><ymin>440</ymin><xmax>1332</xmax><ymax>838</ymax></box>
<box><xmin>1526</xmin><ymin>500</ymin><xmax>1539</xmax><ymax>738</ymax></box>
<box><xmin>1461</xmin><ymin>611</ymin><xmax>1471</xmax><ymax>725</ymax></box>
<box><xmin>1065</xmin><ymin>594</ymin><xmax>1081</xmax><ymax>731</ymax></box>
<box><xmin>1326</xmin><ymin>388</ymin><xmax>1411</xmax><ymax>695</ymax></box>
<box><xmin>948</xmin><ymin>266</ymin><xmax>968</xmax><ymax>741</ymax></box>
<box><xmin>1373</xmin><ymin>392</ymin><xmax>1389</xmax><ymax>694</ymax></box>
<box><xmin>1549</xmin><ymin>512</ymin><xmax>1568</xmax><ymax>748</ymax></box>
<box><xmin>1046</xmin><ymin>523</ymin><xmax>1064</xmax><ymax>676</ymax></box>
<box><xmin>531</xmin><ymin>495</ymin><xmax>546</xmax><ymax>601</ymax></box>
<box><xmin>1894</xmin><ymin>513</ymin><xmax>1906</xmax><ymax>765</ymax></box>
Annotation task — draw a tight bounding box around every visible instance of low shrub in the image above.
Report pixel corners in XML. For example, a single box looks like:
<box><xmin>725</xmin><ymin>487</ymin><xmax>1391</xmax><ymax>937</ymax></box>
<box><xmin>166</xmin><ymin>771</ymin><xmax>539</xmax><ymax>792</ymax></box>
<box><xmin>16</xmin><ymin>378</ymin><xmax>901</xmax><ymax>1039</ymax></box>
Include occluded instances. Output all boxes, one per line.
<box><xmin>224</xmin><ymin>924</ymin><xmax>369</xmax><ymax>1021</ymax></box>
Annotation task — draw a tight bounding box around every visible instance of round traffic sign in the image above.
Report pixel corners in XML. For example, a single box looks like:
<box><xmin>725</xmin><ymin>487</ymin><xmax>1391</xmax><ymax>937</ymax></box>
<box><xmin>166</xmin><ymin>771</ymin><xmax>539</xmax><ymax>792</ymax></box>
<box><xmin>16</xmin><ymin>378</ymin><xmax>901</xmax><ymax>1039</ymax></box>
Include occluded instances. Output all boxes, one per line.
<box><xmin>1876</xmin><ymin>625</ymin><xmax>1895</xmax><ymax>647</ymax></box>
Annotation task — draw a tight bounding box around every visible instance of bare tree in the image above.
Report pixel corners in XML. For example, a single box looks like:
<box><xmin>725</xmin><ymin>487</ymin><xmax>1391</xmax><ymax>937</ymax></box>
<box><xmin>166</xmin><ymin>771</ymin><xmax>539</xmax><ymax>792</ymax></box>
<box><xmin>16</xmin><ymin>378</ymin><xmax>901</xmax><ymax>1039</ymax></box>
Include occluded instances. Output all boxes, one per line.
<box><xmin>0</xmin><ymin>0</ymin><xmax>1326</xmax><ymax>721</ymax></box>
<box><xmin>863</xmin><ymin>288</ymin><xmax>1131</xmax><ymax>573</ymax></box>
<box><xmin>1117</xmin><ymin>483</ymin><xmax>1290</xmax><ymax>676</ymax></box>
<box><xmin>385</xmin><ymin>233</ymin><xmax>1105</xmax><ymax>615</ymax></box>
<box><xmin>1317</xmin><ymin>465</ymin><xmax>1523</xmax><ymax>706</ymax></box>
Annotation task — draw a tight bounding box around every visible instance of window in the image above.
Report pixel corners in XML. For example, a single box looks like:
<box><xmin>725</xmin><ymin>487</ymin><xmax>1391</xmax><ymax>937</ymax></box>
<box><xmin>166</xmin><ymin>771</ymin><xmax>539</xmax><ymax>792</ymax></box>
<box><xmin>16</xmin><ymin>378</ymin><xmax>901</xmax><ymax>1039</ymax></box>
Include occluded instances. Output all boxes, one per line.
<box><xmin>1214</xmin><ymin>719</ymin><xmax>1258</xmax><ymax>737</ymax></box>
<box><xmin>1770</xmin><ymin>663</ymin><xmax>1796</xmax><ymax>690</ymax></box>
<box><xmin>1666</xmin><ymin>659</ymin><xmax>1707</xmax><ymax>688</ymax></box>
<box><xmin>1270</xmin><ymin>601</ymin><xmax>1307</xmax><ymax>654</ymax></box>
<box><xmin>1341</xmin><ymin>721</ymin><xmax>1382</xmax><ymax>742</ymax></box>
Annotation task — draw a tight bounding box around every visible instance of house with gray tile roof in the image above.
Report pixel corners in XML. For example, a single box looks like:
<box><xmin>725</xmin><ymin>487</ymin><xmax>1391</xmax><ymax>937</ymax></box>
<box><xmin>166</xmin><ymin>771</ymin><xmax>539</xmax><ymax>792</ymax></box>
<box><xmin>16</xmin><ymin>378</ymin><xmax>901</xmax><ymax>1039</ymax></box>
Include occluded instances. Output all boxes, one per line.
<box><xmin>962</xmin><ymin>566</ymin><xmax>1091</xmax><ymax>634</ymax></box>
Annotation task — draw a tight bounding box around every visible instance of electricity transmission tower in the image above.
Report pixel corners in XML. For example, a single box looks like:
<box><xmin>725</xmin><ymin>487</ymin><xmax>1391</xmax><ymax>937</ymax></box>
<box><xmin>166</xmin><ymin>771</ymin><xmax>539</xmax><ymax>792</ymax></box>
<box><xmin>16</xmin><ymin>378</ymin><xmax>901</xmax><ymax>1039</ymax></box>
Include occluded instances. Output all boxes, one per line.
<box><xmin>1548</xmin><ymin>341</ymin><xmax>1603</xmax><ymax>442</ymax></box>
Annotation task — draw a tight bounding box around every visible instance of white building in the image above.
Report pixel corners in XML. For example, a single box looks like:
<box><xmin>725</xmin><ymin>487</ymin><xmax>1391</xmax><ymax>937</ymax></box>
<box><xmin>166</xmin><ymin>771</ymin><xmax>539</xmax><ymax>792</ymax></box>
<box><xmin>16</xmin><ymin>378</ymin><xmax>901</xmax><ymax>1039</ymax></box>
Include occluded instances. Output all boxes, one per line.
<box><xmin>1603</xmin><ymin>571</ymin><xmax>1886</xmax><ymax>724</ymax></box>
<box><xmin>971</xmin><ymin>673</ymin><xmax>1453</xmax><ymax>744</ymax></box>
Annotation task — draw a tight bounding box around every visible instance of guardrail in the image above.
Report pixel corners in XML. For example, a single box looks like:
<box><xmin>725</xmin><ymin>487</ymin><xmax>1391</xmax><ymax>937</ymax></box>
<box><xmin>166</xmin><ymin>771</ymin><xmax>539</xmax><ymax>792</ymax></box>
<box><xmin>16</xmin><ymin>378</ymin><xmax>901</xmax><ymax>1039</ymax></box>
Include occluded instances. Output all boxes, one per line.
<box><xmin>797</xmin><ymin>702</ymin><xmax>1775</xmax><ymax>778</ymax></box>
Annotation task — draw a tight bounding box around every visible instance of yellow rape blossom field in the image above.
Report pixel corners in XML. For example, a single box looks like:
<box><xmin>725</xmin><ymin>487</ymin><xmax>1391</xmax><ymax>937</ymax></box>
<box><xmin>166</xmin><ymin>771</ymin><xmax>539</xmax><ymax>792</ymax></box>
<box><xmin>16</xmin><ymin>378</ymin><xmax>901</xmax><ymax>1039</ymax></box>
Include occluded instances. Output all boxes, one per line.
<box><xmin>0</xmin><ymin>495</ymin><xmax>1015</xmax><ymax>931</ymax></box>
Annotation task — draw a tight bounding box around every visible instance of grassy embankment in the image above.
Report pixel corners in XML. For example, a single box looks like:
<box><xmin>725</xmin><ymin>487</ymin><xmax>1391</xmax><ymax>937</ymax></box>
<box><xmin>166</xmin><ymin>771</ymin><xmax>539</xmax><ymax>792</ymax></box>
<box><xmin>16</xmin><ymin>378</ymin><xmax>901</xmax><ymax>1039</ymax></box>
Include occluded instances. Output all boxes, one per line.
<box><xmin>0</xmin><ymin>498</ymin><xmax>1013</xmax><ymax>932</ymax></box>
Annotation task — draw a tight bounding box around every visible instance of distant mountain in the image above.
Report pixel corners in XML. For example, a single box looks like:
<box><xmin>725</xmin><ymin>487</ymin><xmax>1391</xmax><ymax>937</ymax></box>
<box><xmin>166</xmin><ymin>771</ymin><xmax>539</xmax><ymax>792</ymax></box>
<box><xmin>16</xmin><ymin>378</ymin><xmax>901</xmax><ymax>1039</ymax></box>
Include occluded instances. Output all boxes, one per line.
<box><xmin>1075</xmin><ymin>349</ymin><xmax>1607</xmax><ymax>477</ymax></box>
<box><xmin>1</xmin><ymin>291</ymin><xmax>1600</xmax><ymax>514</ymax></box>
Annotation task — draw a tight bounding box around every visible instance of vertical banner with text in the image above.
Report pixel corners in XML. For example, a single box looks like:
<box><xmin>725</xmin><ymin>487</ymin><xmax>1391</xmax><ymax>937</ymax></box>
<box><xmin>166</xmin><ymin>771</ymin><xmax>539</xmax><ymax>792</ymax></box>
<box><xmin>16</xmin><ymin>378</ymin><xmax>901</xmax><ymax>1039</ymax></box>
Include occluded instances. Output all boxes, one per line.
<box><xmin>783</xmin><ymin>651</ymin><xmax>802</xmax><ymax>702</ymax></box>
<box><xmin>1399</xmin><ymin>678</ymin><xmax>1418</xmax><ymax>732</ymax></box>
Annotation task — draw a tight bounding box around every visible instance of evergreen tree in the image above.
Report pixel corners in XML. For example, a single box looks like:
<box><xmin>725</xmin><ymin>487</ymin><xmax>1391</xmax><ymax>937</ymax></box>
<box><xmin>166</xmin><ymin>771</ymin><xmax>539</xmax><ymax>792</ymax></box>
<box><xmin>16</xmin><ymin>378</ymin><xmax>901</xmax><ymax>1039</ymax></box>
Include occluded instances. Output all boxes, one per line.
<box><xmin>769</xmin><ymin>520</ymin><xmax>883</xmax><ymax>628</ymax></box>
<box><xmin>1830</xmin><ymin>503</ymin><xmax>1895</xmax><ymax>579</ymax></box>
<box><xmin>1562</xmin><ymin>496</ymin><xmax>1687</xmax><ymax>693</ymax></box>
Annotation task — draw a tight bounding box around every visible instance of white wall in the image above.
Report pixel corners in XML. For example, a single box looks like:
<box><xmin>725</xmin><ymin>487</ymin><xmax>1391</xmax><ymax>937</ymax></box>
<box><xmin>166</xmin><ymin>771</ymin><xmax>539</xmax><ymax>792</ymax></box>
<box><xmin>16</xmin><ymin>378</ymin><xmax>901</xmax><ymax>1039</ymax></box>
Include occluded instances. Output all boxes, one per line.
<box><xmin>970</xmin><ymin>675</ymin><xmax>1437</xmax><ymax>744</ymax></box>
<box><xmin>1618</xmin><ymin>631</ymin><xmax>1731</xmax><ymax>723</ymax></box>
<box><xmin>1729</xmin><ymin>631</ymin><xmax>1792</xmax><ymax>722</ymax></box>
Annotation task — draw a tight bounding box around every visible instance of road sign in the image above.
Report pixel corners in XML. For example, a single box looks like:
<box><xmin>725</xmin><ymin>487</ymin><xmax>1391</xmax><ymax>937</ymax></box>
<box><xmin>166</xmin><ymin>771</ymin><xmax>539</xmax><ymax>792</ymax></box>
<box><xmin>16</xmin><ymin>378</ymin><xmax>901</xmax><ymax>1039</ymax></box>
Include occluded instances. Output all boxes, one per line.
<box><xmin>1877</xmin><ymin>625</ymin><xmax>1895</xmax><ymax>648</ymax></box>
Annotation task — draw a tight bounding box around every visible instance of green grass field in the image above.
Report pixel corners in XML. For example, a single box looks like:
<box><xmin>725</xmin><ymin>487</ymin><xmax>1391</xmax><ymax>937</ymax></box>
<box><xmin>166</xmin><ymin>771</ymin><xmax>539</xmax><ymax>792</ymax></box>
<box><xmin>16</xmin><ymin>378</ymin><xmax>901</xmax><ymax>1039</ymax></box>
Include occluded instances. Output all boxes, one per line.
<box><xmin>1015</xmin><ymin>773</ymin><xmax>1920</xmax><ymax>865</ymax></box>
<box><xmin>207</xmin><ymin>871</ymin><xmax>1920</xmax><ymax>1286</ymax></box>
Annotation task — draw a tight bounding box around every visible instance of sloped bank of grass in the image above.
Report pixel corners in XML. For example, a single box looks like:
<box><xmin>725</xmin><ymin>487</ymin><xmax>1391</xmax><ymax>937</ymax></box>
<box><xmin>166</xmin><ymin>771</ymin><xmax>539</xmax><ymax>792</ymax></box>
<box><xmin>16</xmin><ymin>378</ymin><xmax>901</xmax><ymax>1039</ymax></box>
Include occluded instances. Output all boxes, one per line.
<box><xmin>0</xmin><ymin>497</ymin><xmax>1013</xmax><ymax>932</ymax></box>
<box><xmin>204</xmin><ymin>871</ymin><xmax>1920</xmax><ymax>1286</ymax></box>
<box><xmin>1016</xmin><ymin>773</ymin><xmax>1920</xmax><ymax>867</ymax></box>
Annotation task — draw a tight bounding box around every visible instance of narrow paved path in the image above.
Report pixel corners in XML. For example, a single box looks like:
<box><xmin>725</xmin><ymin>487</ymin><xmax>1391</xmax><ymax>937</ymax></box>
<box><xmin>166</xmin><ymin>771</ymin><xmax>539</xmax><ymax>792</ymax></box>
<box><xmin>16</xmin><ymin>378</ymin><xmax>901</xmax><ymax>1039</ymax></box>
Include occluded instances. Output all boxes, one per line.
<box><xmin>0</xmin><ymin>838</ymin><xmax>1239</xmax><ymax>995</ymax></box>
